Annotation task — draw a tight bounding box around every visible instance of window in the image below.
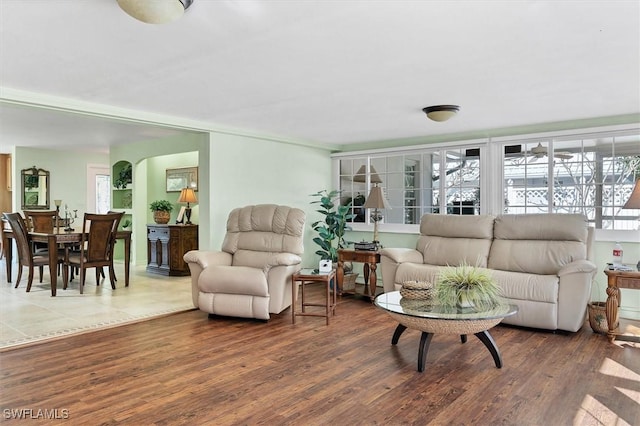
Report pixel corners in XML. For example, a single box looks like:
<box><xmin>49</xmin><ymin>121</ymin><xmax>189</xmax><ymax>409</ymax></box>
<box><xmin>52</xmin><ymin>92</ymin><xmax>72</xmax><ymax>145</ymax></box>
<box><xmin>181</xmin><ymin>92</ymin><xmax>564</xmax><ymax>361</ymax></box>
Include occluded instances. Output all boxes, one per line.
<box><xmin>337</xmin><ymin>145</ymin><xmax>483</xmax><ymax>225</ymax></box>
<box><xmin>501</xmin><ymin>131</ymin><xmax>639</xmax><ymax>230</ymax></box>
<box><xmin>334</xmin><ymin>126</ymin><xmax>639</xmax><ymax>231</ymax></box>
<box><xmin>96</xmin><ymin>174</ymin><xmax>111</xmax><ymax>214</ymax></box>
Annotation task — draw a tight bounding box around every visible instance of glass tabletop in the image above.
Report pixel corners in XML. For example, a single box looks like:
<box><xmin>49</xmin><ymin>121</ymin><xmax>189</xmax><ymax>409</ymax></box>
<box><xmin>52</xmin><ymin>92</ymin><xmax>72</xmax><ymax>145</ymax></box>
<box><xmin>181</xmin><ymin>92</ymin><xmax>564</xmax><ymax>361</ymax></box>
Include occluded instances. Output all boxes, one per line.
<box><xmin>374</xmin><ymin>291</ymin><xmax>518</xmax><ymax>321</ymax></box>
<box><xmin>296</xmin><ymin>268</ymin><xmax>335</xmax><ymax>277</ymax></box>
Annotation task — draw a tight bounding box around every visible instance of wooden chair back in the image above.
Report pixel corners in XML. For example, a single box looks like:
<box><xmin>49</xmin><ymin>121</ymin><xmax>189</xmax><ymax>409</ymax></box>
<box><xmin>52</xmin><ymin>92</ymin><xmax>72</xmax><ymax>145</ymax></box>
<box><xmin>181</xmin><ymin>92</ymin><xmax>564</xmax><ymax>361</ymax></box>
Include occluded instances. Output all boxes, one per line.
<box><xmin>3</xmin><ymin>212</ymin><xmax>33</xmax><ymax>267</ymax></box>
<box><xmin>81</xmin><ymin>212</ymin><xmax>123</xmax><ymax>264</ymax></box>
<box><xmin>23</xmin><ymin>210</ymin><xmax>57</xmax><ymax>233</ymax></box>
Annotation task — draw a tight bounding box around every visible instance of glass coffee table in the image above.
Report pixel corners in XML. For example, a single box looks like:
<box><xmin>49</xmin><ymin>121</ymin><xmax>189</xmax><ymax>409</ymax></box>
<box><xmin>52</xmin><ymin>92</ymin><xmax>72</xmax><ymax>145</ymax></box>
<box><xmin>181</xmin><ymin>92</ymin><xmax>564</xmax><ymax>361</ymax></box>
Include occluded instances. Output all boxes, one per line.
<box><xmin>374</xmin><ymin>291</ymin><xmax>518</xmax><ymax>372</ymax></box>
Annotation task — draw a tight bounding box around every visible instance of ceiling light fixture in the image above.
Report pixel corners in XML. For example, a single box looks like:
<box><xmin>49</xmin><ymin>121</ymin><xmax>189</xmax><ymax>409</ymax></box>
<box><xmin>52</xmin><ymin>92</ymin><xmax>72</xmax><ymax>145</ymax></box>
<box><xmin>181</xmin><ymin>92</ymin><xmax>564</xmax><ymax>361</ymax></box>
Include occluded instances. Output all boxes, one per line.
<box><xmin>117</xmin><ymin>0</ymin><xmax>194</xmax><ymax>24</ymax></box>
<box><xmin>422</xmin><ymin>105</ymin><xmax>460</xmax><ymax>122</ymax></box>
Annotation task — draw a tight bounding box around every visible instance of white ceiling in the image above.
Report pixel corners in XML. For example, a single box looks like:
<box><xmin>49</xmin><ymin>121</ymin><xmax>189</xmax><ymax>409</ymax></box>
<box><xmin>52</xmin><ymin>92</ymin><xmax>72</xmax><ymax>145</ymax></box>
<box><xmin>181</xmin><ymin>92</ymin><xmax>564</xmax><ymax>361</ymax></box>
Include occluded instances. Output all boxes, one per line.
<box><xmin>1</xmin><ymin>0</ymin><xmax>639</xmax><ymax>154</ymax></box>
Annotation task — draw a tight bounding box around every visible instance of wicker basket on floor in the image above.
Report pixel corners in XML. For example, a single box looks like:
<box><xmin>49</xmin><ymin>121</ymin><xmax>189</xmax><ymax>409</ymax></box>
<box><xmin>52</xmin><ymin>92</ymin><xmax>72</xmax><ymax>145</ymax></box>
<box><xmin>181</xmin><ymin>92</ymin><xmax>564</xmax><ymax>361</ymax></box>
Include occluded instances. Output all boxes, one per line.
<box><xmin>588</xmin><ymin>302</ymin><xmax>608</xmax><ymax>334</ymax></box>
<box><xmin>342</xmin><ymin>273</ymin><xmax>359</xmax><ymax>292</ymax></box>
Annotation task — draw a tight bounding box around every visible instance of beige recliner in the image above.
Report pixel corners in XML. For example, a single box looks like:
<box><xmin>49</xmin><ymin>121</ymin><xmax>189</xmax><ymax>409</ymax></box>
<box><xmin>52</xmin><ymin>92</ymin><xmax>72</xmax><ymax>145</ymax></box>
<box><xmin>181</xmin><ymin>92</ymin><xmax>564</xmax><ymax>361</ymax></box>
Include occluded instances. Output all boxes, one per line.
<box><xmin>184</xmin><ymin>204</ymin><xmax>305</xmax><ymax>320</ymax></box>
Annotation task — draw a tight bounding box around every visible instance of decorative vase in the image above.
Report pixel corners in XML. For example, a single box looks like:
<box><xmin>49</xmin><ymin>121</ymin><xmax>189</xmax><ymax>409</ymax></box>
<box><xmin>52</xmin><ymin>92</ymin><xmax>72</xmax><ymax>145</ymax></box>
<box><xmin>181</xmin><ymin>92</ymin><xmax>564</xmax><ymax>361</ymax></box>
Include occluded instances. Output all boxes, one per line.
<box><xmin>153</xmin><ymin>211</ymin><xmax>170</xmax><ymax>224</ymax></box>
<box><xmin>457</xmin><ymin>290</ymin><xmax>474</xmax><ymax>309</ymax></box>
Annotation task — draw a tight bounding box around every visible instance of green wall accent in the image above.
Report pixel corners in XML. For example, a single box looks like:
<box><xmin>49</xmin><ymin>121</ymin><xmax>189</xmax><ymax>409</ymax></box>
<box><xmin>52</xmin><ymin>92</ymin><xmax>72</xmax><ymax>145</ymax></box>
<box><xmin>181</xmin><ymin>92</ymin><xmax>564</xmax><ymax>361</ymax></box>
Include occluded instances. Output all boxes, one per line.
<box><xmin>208</xmin><ymin>132</ymin><xmax>332</xmax><ymax>268</ymax></box>
<box><xmin>13</xmin><ymin>146</ymin><xmax>108</xmax><ymax>217</ymax></box>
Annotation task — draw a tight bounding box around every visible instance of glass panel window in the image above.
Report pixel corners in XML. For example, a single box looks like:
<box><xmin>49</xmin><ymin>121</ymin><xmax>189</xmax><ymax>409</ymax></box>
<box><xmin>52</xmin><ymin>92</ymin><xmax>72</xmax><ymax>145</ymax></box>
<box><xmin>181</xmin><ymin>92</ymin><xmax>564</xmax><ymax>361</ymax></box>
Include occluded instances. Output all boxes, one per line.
<box><xmin>339</xmin><ymin>157</ymin><xmax>367</xmax><ymax>223</ymax></box>
<box><xmin>96</xmin><ymin>174</ymin><xmax>111</xmax><ymax>214</ymax></box>
<box><xmin>502</xmin><ymin>132</ymin><xmax>640</xmax><ymax>229</ymax></box>
<box><xmin>444</xmin><ymin>148</ymin><xmax>480</xmax><ymax>215</ymax></box>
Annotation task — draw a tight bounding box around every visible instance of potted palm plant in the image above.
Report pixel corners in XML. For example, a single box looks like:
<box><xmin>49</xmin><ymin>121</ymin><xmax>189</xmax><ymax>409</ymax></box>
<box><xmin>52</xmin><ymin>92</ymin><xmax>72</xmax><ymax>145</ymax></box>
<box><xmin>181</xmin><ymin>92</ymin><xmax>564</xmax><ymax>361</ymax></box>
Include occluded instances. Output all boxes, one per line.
<box><xmin>435</xmin><ymin>263</ymin><xmax>502</xmax><ymax>311</ymax></box>
<box><xmin>149</xmin><ymin>200</ymin><xmax>173</xmax><ymax>224</ymax></box>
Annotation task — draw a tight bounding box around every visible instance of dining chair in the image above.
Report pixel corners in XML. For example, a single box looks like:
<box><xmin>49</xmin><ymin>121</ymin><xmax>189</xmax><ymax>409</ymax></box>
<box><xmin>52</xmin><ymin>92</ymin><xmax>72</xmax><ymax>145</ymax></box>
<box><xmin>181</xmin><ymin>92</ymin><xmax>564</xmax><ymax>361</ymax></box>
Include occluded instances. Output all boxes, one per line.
<box><xmin>2</xmin><ymin>212</ymin><xmax>66</xmax><ymax>291</ymax></box>
<box><xmin>23</xmin><ymin>210</ymin><xmax>58</xmax><ymax>233</ymax></box>
<box><xmin>66</xmin><ymin>212</ymin><xmax>123</xmax><ymax>294</ymax></box>
<box><xmin>23</xmin><ymin>209</ymin><xmax>66</xmax><ymax>279</ymax></box>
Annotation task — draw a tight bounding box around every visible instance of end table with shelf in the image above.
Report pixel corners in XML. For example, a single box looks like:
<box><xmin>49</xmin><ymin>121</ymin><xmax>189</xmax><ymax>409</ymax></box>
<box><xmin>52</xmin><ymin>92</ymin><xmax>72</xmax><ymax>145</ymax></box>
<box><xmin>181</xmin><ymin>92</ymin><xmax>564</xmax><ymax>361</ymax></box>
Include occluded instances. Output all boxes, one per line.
<box><xmin>291</xmin><ymin>269</ymin><xmax>337</xmax><ymax>325</ymax></box>
<box><xmin>337</xmin><ymin>249</ymin><xmax>381</xmax><ymax>298</ymax></box>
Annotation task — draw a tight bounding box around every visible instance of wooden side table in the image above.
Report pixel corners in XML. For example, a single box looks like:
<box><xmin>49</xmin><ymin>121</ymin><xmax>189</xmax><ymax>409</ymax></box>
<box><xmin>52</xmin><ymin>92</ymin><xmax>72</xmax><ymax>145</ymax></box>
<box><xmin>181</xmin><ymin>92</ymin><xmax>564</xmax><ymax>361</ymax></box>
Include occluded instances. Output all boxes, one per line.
<box><xmin>337</xmin><ymin>249</ymin><xmax>381</xmax><ymax>298</ymax></box>
<box><xmin>292</xmin><ymin>269</ymin><xmax>337</xmax><ymax>325</ymax></box>
<box><xmin>604</xmin><ymin>268</ymin><xmax>640</xmax><ymax>343</ymax></box>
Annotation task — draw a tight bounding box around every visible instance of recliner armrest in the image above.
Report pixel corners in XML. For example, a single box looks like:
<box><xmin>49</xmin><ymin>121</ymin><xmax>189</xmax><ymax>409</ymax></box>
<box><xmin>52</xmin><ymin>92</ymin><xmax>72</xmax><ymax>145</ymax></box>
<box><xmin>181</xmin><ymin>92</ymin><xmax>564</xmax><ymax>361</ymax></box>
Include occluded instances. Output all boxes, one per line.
<box><xmin>380</xmin><ymin>248</ymin><xmax>423</xmax><ymax>264</ymax></box>
<box><xmin>558</xmin><ymin>259</ymin><xmax>597</xmax><ymax>277</ymax></box>
<box><xmin>183</xmin><ymin>250</ymin><xmax>233</xmax><ymax>269</ymax></box>
<box><xmin>265</xmin><ymin>252</ymin><xmax>302</xmax><ymax>268</ymax></box>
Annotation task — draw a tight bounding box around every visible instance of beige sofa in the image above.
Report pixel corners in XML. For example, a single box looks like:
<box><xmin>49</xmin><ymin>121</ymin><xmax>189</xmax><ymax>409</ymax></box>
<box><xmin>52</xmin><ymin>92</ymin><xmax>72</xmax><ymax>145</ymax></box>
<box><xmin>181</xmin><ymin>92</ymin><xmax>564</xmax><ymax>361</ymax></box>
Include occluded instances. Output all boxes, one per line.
<box><xmin>380</xmin><ymin>214</ymin><xmax>596</xmax><ymax>332</ymax></box>
<box><xmin>184</xmin><ymin>204</ymin><xmax>305</xmax><ymax>320</ymax></box>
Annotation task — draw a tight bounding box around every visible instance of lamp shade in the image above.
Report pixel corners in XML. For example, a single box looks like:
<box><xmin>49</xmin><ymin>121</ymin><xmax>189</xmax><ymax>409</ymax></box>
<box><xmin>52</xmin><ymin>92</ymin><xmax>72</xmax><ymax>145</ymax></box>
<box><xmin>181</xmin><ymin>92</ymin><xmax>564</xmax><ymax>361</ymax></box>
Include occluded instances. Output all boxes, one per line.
<box><xmin>363</xmin><ymin>186</ymin><xmax>390</xmax><ymax>209</ymax></box>
<box><xmin>353</xmin><ymin>165</ymin><xmax>382</xmax><ymax>184</ymax></box>
<box><xmin>117</xmin><ymin>0</ymin><xmax>193</xmax><ymax>24</ymax></box>
<box><xmin>623</xmin><ymin>179</ymin><xmax>640</xmax><ymax>209</ymax></box>
<box><xmin>177</xmin><ymin>187</ymin><xmax>198</xmax><ymax>204</ymax></box>
<box><xmin>422</xmin><ymin>105</ymin><xmax>460</xmax><ymax>122</ymax></box>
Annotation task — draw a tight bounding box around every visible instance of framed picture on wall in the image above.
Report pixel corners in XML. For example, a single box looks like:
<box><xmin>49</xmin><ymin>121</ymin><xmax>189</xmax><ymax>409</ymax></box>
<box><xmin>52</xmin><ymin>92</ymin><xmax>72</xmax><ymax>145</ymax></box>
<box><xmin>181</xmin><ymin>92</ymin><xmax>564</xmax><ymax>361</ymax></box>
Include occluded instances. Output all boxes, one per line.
<box><xmin>166</xmin><ymin>166</ymin><xmax>198</xmax><ymax>192</ymax></box>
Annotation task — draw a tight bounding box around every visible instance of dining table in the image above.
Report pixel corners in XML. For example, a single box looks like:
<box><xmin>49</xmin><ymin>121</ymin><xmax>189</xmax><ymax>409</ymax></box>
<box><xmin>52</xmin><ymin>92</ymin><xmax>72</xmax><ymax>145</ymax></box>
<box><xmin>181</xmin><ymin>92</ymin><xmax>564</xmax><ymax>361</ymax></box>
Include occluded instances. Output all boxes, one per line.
<box><xmin>3</xmin><ymin>226</ymin><xmax>132</xmax><ymax>296</ymax></box>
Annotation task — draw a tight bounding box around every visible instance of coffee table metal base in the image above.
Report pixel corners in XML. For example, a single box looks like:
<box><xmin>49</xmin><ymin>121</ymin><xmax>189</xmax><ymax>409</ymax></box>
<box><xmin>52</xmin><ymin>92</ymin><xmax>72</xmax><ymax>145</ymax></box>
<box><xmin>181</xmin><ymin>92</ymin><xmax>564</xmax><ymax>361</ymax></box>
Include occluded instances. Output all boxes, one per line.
<box><xmin>391</xmin><ymin>323</ymin><xmax>503</xmax><ymax>373</ymax></box>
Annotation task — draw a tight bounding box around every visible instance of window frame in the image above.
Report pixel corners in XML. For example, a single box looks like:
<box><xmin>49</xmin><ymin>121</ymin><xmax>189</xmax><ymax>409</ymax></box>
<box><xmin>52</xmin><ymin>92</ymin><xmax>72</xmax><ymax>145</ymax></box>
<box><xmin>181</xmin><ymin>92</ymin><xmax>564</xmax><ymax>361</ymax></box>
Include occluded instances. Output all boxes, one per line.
<box><xmin>332</xmin><ymin>124</ymin><xmax>640</xmax><ymax>242</ymax></box>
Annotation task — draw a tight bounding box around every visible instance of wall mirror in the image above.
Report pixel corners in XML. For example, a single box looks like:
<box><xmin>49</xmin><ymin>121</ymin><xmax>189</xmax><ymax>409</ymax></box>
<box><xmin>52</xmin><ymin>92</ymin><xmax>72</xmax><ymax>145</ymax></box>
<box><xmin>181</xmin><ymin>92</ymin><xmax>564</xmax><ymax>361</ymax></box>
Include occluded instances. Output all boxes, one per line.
<box><xmin>21</xmin><ymin>166</ymin><xmax>50</xmax><ymax>210</ymax></box>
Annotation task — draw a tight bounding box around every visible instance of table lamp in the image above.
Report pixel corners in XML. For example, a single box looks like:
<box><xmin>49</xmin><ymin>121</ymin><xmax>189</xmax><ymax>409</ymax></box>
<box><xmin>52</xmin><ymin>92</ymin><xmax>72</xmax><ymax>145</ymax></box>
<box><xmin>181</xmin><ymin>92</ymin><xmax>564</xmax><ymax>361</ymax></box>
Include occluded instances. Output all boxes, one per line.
<box><xmin>363</xmin><ymin>184</ymin><xmax>390</xmax><ymax>248</ymax></box>
<box><xmin>177</xmin><ymin>187</ymin><xmax>198</xmax><ymax>225</ymax></box>
<box><xmin>622</xmin><ymin>178</ymin><xmax>640</xmax><ymax>270</ymax></box>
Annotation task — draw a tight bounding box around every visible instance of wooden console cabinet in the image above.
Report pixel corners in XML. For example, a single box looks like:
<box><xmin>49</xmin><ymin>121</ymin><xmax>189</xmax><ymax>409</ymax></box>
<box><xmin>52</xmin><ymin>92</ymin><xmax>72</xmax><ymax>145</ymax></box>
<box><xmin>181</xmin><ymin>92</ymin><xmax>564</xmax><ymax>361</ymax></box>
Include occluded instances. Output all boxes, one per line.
<box><xmin>147</xmin><ymin>224</ymin><xmax>198</xmax><ymax>276</ymax></box>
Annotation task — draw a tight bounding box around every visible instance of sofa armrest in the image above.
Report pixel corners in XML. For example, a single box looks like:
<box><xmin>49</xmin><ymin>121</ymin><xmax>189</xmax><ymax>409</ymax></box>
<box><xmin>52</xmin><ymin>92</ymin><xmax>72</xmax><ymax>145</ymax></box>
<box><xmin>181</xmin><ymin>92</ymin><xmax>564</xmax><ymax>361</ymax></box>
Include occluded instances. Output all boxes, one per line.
<box><xmin>557</xmin><ymin>259</ymin><xmax>597</xmax><ymax>332</ymax></box>
<box><xmin>183</xmin><ymin>250</ymin><xmax>233</xmax><ymax>269</ymax></box>
<box><xmin>265</xmin><ymin>253</ymin><xmax>302</xmax><ymax>268</ymax></box>
<box><xmin>183</xmin><ymin>250</ymin><xmax>233</xmax><ymax>308</ymax></box>
<box><xmin>380</xmin><ymin>248</ymin><xmax>424</xmax><ymax>293</ymax></box>
<box><xmin>380</xmin><ymin>248</ymin><xmax>423</xmax><ymax>264</ymax></box>
<box><xmin>558</xmin><ymin>259</ymin><xmax>597</xmax><ymax>277</ymax></box>
<box><xmin>263</xmin><ymin>253</ymin><xmax>302</xmax><ymax>276</ymax></box>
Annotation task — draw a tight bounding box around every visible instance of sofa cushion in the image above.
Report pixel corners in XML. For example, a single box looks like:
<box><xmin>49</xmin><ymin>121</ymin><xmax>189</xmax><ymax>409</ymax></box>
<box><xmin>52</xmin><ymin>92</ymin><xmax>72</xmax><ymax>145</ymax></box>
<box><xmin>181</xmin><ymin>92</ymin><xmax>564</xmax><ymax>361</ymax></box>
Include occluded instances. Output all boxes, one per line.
<box><xmin>417</xmin><ymin>214</ymin><xmax>495</xmax><ymax>267</ymax></box>
<box><xmin>491</xmin><ymin>270</ymin><xmax>558</xmax><ymax>303</ymax></box>
<box><xmin>488</xmin><ymin>214</ymin><xmax>588</xmax><ymax>275</ymax></box>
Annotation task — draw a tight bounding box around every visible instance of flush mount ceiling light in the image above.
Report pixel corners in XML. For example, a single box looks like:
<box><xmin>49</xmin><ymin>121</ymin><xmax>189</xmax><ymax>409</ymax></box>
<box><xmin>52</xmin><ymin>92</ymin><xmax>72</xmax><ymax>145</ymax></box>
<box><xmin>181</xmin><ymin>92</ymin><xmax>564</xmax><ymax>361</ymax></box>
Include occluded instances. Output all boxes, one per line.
<box><xmin>117</xmin><ymin>0</ymin><xmax>194</xmax><ymax>24</ymax></box>
<box><xmin>422</xmin><ymin>105</ymin><xmax>460</xmax><ymax>122</ymax></box>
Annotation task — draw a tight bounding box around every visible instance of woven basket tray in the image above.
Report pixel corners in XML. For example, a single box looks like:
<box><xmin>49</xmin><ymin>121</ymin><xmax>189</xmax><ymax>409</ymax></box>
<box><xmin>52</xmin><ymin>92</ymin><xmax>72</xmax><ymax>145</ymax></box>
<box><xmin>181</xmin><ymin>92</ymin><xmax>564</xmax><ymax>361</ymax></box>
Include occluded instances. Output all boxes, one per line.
<box><xmin>400</xmin><ymin>280</ymin><xmax>434</xmax><ymax>300</ymax></box>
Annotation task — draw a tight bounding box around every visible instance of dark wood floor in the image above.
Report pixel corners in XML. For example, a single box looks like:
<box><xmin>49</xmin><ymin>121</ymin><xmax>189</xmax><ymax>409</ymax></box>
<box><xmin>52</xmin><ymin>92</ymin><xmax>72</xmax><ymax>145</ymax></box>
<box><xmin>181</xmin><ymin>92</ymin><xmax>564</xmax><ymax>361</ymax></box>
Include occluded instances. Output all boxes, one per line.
<box><xmin>1</xmin><ymin>288</ymin><xmax>638</xmax><ymax>425</ymax></box>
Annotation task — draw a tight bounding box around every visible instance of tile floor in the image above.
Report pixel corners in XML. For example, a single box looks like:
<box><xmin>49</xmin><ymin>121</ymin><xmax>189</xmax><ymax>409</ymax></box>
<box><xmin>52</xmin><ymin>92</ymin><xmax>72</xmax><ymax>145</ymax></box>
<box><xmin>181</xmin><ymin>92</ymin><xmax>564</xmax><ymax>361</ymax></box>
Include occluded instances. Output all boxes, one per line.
<box><xmin>0</xmin><ymin>259</ymin><xmax>194</xmax><ymax>350</ymax></box>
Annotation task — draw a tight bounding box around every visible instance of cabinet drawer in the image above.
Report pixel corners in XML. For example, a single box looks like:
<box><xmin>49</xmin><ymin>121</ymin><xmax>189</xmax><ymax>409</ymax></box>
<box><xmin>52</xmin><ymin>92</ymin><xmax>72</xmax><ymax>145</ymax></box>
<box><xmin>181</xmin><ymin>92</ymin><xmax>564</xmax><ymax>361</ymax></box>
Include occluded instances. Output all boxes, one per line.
<box><xmin>148</xmin><ymin>226</ymin><xmax>169</xmax><ymax>240</ymax></box>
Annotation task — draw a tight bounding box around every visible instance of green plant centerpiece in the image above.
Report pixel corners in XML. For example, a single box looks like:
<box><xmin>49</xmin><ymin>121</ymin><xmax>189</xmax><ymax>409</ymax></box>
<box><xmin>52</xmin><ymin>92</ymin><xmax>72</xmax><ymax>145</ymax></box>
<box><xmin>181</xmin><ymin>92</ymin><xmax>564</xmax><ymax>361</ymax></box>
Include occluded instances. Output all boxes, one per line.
<box><xmin>435</xmin><ymin>263</ymin><xmax>502</xmax><ymax>311</ymax></box>
<box><xmin>310</xmin><ymin>189</ymin><xmax>355</xmax><ymax>263</ymax></box>
<box><xmin>150</xmin><ymin>199</ymin><xmax>174</xmax><ymax>224</ymax></box>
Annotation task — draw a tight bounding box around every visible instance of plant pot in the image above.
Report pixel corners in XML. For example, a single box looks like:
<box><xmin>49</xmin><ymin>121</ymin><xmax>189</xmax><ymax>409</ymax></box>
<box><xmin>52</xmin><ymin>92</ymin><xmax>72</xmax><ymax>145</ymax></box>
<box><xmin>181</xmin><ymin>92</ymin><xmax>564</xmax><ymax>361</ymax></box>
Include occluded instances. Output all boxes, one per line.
<box><xmin>153</xmin><ymin>211</ymin><xmax>170</xmax><ymax>224</ymax></box>
<box><xmin>588</xmin><ymin>302</ymin><xmax>608</xmax><ymax>334</ymax></box>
